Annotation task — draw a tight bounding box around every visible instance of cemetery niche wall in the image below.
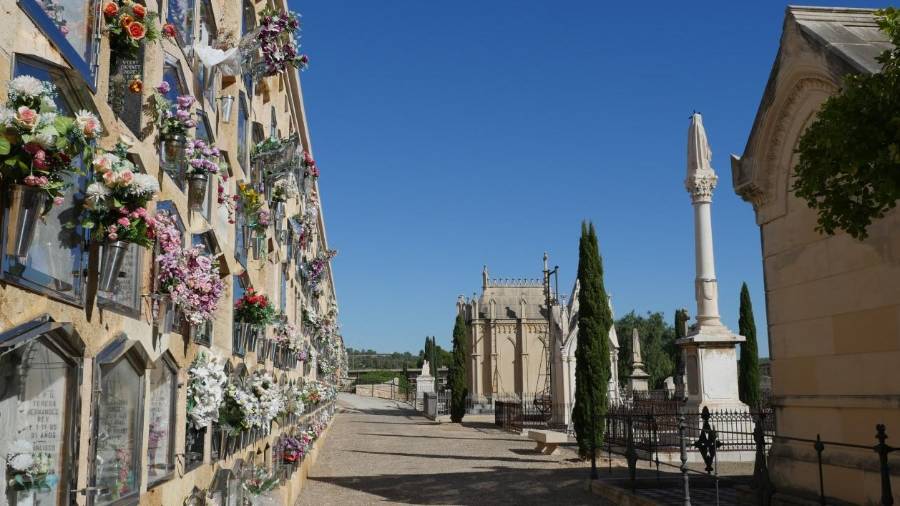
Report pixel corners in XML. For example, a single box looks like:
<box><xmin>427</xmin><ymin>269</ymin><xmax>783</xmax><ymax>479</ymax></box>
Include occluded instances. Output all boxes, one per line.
<box><xmin>0</xmin><ymin>0</ymin><xmax>345</xmax><ymax>500</ymax></box>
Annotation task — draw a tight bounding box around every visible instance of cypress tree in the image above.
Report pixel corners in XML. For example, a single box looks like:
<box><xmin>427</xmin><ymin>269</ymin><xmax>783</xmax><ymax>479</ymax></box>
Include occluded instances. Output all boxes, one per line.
<box><xmin>449</xmin><ymin>313</ymin><xmax>468</xmax><ymax>422</ymax></box>
<box><xmin>571</xmin><ymin>222</ymin><xmax>612</xmax><ymax>459</ymax></box>
<box><xmin>738</xmin><ymin>283</ymin><xmax>761</xmax><ymax>409</ymax></box>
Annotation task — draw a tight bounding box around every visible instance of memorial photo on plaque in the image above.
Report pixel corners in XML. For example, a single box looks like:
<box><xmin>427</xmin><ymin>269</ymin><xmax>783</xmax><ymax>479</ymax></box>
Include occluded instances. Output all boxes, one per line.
<box><xmin>91</xmin><ymin>338</ymin><xmax>148</xmax><ymax>506</ymax></box>
<box><xmin>0</xmin><ymin>333</ymin><xmax>77</xmax><ymax>506</ymax></box>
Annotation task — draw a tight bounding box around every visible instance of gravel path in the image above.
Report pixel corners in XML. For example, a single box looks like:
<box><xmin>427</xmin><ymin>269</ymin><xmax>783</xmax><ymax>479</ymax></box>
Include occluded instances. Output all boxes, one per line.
<box><xmin>296</xmin><ymin>394</ymin><xmax>597</xmax><ymax>505</ymax></box>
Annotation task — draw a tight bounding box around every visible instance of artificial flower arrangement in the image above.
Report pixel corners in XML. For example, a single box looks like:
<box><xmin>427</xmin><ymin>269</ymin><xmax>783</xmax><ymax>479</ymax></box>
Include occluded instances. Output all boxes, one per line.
<box><xmin>271</xmin><ymin>175</ymin><xmax>298</xmax><ymax>204</ymax></box>
<box><xmin>185</xmin><ymin>138</ymin><xmax>224</xmax><ymax>176</ymax></box>
<box><xmin>217</xmin><ymin>177</ymin><xmax>238</xmax><ymax>224</ymax></box>
<box><xmin>5</xmin><ymin>439</ymin><xmax>55</xmax><ymax>492</ymax></box>
<box><xmin>241</xmin><ymin>467</ymin><xmax>280</xmax><ymax>497</ymax></box>
<box><xmin>186</xmin><ymin>352</ymin><xmax>227</xmax><ymax>429</ymax></box>
<box><xmin>281</xmin><ymin>383</ymin><xmax>305</xmax><ymax>418</ymax></box>
<box><xmin>248</xmin><ymin>370</ymin><xmax>283</xmax><ymax>428</ymax></box>
<box><xmin>272</xmin><ymin>317</ymin><xmax>299</xmax><ymax>348</ymax></box>
<box><xmin>301</xmin><ymin>249</ymin><xmax>337</xmax><ymax>294</ymax></box>
<box><xmin>301</xmin><ymin>151</ymin><xmax>318</xmax><ymax>180</ymax></box>
<box><xmin>155</xmin><ymin>211</ymin><xmax>225</xmax><ymax>325</ymax></box>
<box><xmin>218</xmin><ymin>370</ymin><xmax>285</xmax><ymax>435</ymax></box>
<box><xmin>237</xmin><ymin>182</ymin><xmax>271</xmax><ymax>236</ymax></box>
<box><xmin>219</xmin><ymin>379</ymin><xmax>261</xmax><ymax>434</ymax></box>
<box><xmin>0</xmin><ymin>75</ymin><xmax>101</xmax><ymax>203</ymax></box>
<box><xmin>253</xmin><ymin>7</ymin><xmax>309</xmax><ymax>78</ymax></box>
<box><xmin>146</xmin><ymin>83</ymin><xmax>195</xmax><ymax>140</ymax></box>
<box><xmin>102</xmin><ymin>0</ymin><xmax>160</xmax><ymax>64</ymax></box>
<box><xmin>81</xmin><ymin>138</ymin><xmax>159</xmax><ymax>246</ymax></box>
<box><xmin>233</xmin><ymin>287</ymin><xmax>277</xmax><ymax>326</ymax></box>
<box><xmin>275</xmin><ymin>435</ymin><xmax>304</xmax><ymax>464</ymax></box>
<box><xmin>250</xmin><ymin>136</ymin><xmax>283</xmax><ymax>162</ymax></box>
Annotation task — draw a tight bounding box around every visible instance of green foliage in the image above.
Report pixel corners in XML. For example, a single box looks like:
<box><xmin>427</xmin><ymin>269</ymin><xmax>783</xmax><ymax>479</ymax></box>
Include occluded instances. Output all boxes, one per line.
<box><xmin>449</xmin><ymin>313</ymin><xmax>469</xmax><ymax>422</ymax></box>
<box><xmin>616</xmin><ymin>311</ymin><xmax>677</xmax><ymax>389</ymax></box>
<box><xmin>571</xmin><ymin>222</ymin><xmax>612</xmax><ymax>459</ymax></box>
<box><xmin>356</xmin><ymin>370</ymin><xmax>402</xmax><ymax>384</ymax></box>
<box><xmin>346</xmin><ymin>348</ymin><xmax>419</xmax><ymax>370</ymax></box>
<box><xmin>738</xmin><ymin>283</ymin><xmax>762</xmax><ymax>408</ymax></box>
<box><xmin>417</xmin><ymin>338</ymin><xmax>452</xmax><ymax>373</ymax></box>
<box><xmin>793</xmin><ymin>8</ymin><xmax>900</xmax><ymax>240</ymax></box>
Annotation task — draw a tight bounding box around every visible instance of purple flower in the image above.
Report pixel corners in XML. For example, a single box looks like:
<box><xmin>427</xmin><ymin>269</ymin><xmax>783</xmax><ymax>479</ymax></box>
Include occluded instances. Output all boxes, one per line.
<box><xmin>175</xmin><ymin>109</ymin><xmax>191</xmax><ymax>121</ymax></box>
<box><xmin>156</xmin><ymin>82</ymin><xmax>171</xmax><ymax>94</ymax></box>
<box><xmin>176</xmin><ymin>95</ymin><xmax>195</xmax><ymax>109</ymax></box>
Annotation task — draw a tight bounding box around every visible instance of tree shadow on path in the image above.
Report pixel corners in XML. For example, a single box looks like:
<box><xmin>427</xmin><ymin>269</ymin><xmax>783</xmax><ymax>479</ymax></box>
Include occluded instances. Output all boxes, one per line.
<box><xmin>305</xmin><ymin>465</ymin><xmax>595</xmax><ymax>505</ymax></box>
<box><xmin>347</xmin><ymin>449</ymin><xmax>555</xmax><ymax>465</ymax></box>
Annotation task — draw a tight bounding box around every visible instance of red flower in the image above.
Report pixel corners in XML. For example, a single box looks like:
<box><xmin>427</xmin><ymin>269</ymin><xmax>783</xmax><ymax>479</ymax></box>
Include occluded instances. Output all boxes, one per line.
<box><xmin>103</xmin><ymin>1</ymin><xmax>118</xmax><ymax>17</ymax></box>
<box><xmin>132</xmin><ymin>3</ymin><xmax>146</xmax><ymax>18</ymax></box>
<box><xmin>127</xmin><ymin>21</ymin><xmax>146</xmax><ymax>39</ymax></box>
<box><xmin>162</xmin><ymin>23</ymin><xmax>176</xmax><ymax>38</ymax></box>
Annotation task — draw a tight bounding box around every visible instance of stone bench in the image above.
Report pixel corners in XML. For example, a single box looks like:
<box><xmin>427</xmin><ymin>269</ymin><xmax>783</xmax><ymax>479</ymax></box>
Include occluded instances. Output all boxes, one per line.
<box><xmin>527</xmin><ymin>429</ymin><xmax>567</xmax><ymax>455</ymax></box>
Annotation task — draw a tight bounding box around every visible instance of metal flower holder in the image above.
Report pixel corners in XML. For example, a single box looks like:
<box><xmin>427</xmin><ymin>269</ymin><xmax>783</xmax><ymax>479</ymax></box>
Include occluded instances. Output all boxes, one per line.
<box><xmin>99</xmin><ymin>240</ymin><xmax>130</xmax><ymax>292</ymax></box>
<box><xmin>3</xmin><ymin>184</ymin><xmax>49</xmax><ymax>262</ymax></box>
<box><xmin>188</xmin><ymin>172</ymin><xmax>209</xmax><ymax>212</ymax></box>
<box><xmin>160</xmin><ymin>135</ymin><xmax>188</xmax><ymax>180</ymax></box>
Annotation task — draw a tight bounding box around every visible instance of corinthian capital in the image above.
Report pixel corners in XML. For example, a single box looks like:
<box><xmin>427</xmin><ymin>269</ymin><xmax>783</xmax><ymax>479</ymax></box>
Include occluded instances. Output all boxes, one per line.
<box><xmin>686</xmin><ymin>172</ymin><xmax>718</xmax><ymax>203</ymax></box>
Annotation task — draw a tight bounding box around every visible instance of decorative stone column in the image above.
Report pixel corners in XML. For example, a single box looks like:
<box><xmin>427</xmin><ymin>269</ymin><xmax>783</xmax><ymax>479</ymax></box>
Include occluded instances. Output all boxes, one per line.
<box><xmin>677</xmin><ymin>113</ymin><xmax>747</xmax><ymax>412</ymax></box>
<box><xmin>627</xmin><ymin>328</ymin><xmax>650</xmax><ymax>395</ymax></box>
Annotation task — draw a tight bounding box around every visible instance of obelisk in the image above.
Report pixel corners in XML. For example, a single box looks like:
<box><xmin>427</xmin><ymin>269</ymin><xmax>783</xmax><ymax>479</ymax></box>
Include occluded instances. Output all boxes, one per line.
<box><xmin>677</xmin><ymin>113</ymin><xmax>747</xmax><ymax>411</ymax></box>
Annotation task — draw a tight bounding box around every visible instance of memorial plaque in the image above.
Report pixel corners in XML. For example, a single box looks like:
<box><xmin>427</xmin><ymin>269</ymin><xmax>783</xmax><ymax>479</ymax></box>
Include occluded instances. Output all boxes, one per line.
<box><xmin>0</xmin><ymin>340</ymin><xmax>71</xmax><ymax>506</ymax></box>
<box><xmin>108</xmin><ymin>50</ymin><xmax>145</xmax><ymax>135</ymax></box>
<box><xmin>147</xmin><ymin>363</ymin><xmax>175</xmax><ymax>482</ymax></box>
<box><xmin>95</xmin><ymin>360</ymin><xmax>142</xmax><ymax>505</ymax></box>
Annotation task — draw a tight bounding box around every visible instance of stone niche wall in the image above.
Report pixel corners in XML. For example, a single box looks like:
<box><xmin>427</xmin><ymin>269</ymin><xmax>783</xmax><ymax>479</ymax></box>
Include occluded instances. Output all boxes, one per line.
<box><xmin>0</xmin><ymin>0</ymin><xmax>340</xmax><ymax>502</ymax></box>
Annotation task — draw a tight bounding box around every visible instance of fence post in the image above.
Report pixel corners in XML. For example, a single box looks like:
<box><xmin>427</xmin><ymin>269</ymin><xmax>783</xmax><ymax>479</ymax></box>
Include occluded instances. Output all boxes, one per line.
<box><xmin>875</xmin><ymin>424</ymin><xmax>894</xmax><ymax>506</ymax></box>
<box><xmin>814</xmin><ymin>434</ymin><xmax>825</xmax><ymax>505</ymax></box>
<box><xmin>678</xmin><ymin>413</ymin><xmax>691</xmax><ymax>506</ymax></box>
<box><xmin>752</xmin><ymin>413</ymin><xmax>773</xmax><ymax>506</ymax></box>
<box><xmin>625</xmin><ymin>413</ymin><xmax>637</xmax><ymax>490</ymax></box>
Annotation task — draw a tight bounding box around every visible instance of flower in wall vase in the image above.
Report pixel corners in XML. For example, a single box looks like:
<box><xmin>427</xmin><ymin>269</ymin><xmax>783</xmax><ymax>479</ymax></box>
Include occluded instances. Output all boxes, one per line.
<box><xmin>187</xmin><ymin>172</ymin><xmax>208</xmax><ymax>212</ymax></box>
<box><xmin>3</xmin><ymin>184</ymin><xmax>49</xmax><ymax>262</ymax></box>
<box><xmin>98</xmin><ymin>239</ymin><xmax>130</xmax><ymax>292</ymax></box>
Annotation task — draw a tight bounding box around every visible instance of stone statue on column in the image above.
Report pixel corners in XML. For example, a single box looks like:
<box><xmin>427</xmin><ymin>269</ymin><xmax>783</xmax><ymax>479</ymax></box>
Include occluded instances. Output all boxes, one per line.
<box><xmin>678</xmin><ymin>113</ymin><xmax>747</xmax><ymax>412</ymax></box>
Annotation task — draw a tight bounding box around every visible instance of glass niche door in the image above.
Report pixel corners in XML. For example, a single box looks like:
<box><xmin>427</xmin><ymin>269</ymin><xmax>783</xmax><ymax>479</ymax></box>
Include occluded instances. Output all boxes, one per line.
<box><xmin>0</xmin><ymin>339</ymin><xmax>76</xmax><ymax>506</ymax></box>
<box><xmin>93</xmin><ymin>357</ymin><xmax>144</xmax><ymax>505</ymax></box>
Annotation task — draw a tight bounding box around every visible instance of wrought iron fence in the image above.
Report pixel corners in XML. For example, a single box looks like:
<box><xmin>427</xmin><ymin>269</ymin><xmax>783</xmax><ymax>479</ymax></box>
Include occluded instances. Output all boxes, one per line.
<box><xmin>597</xmin><ymin>404</ymin><xmax>896</xmax><ymax>506</ymax></box>
<box><xmin>494</xmin><ymin>394</ymin><xmax>569</xmax><ymax>433</ymax></box>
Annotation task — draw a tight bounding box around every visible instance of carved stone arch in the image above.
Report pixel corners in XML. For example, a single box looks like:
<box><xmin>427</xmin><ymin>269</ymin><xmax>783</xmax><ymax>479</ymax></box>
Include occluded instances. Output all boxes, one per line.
<box><xmin>750</xmin><ymin>72</ymin><xmax>839</xmax><ymax>224</ymax></box>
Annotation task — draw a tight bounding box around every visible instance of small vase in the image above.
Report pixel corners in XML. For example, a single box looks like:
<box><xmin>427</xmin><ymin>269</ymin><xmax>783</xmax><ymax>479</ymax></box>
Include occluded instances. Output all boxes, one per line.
<box><xmin>3</xmin><ymin>184</ymin><xmax>48</xmax><ymax>262</ymax></box>
<box><xmin>99</xmin><ymin>240</ymin><xmax>130</xmax><ymax>292</ymax></box>
<box><xmin>155</xmin><ymin>294</ymin><xmax>172</xmax><ymax>332</ymax></box>
<box><xmin>187</xmin><ymin>172</ymin><xmax>209</xmax><ymax>212</ymax></box>
<box><xmin>160</xmin><ymin>135</ymin><xmax>187</xmax><ymax>177</ymax></box>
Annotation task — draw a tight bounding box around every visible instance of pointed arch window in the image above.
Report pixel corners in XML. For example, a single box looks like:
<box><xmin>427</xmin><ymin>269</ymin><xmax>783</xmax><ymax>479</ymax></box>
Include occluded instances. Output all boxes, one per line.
<box><xmin>0</xmin><ymin>315</ymin><xmax>83</xmax><ymax>506</ymax></box>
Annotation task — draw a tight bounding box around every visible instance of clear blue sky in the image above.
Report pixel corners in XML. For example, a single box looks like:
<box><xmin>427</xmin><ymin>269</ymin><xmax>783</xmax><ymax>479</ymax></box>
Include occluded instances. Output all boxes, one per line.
<box><xmin>295</xmin><ymin>0</ymin><xmax>879</xmax><ymax>356</ymax></box>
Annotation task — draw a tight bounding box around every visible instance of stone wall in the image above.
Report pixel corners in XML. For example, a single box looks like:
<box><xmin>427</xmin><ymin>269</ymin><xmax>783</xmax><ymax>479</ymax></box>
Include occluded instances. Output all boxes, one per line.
<box><xmin>0</xmin><ymin>0</ymin><xmax>341</xmax><ymax>503</ymax></box>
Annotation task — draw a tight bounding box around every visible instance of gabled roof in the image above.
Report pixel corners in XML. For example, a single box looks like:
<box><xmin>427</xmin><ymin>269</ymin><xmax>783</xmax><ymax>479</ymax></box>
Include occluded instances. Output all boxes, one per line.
<box><xmin>789</xmin><ymin>6</ymin><xmax>891</xmax><ymax>74</ymax></box>
<box><xmin>732</xmin><ymin>6</ymin><xmax>892</xmax><ymax>216</ymax></box>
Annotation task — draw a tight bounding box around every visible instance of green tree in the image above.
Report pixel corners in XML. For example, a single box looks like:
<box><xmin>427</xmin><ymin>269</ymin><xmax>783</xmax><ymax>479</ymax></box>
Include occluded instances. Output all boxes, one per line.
<box><xmin>793</xmin><ymin>8</ymin><xmax>900</xmax><ymax>240</ymax></box>
<box><xmin>449</xmin><ymin>313</ymin><xmax>468</xmax><ymax>422</ymax></box>
<box><xmin>571</xmin><ymin>222</ymin><xmax>612</xmax><ymax>459</ymax></box>
<box><xmin>615</xmin><ymin>311</ymin><xmax>676</xmax><ymax>389</ymax></box>
<box><xmin>738</xmin><ymin>283</ymin><xmax>762</xmax><ymax>409</ymax></box>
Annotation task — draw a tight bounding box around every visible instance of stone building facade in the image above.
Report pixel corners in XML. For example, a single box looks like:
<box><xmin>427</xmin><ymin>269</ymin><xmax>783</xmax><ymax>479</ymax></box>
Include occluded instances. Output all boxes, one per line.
<box><xmin>459</xmin><ymin>265</ymin><xmax>620</xmax><ymax>423</ymax></box>
<box><xmin>0</xmin><ymin>0</ymin><xmax>343</xmax><ymax>503</ymax></box>
<box><xmin>731</xmin><ymin>7</ymin><xmax>899</xmax><ymax>503</ymax></box>
<box><xmin>460</xmin><ymin>267</ymin><xmax>550</xmax><ymax>398</ymax></box>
